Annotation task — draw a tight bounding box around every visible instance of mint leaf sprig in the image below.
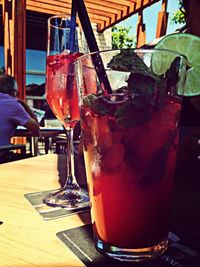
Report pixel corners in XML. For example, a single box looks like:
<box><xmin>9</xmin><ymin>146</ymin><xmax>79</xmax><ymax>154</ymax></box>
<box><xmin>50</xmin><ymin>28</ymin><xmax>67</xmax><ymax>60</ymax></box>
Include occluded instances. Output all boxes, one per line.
<box><xmin>82</xmin><ymin>92</ymin><xmax>128</xmax><ymax>116</ymax></box>
<box><xmin>82</xmin><ymin>50</ymin><xmax>179</xmax><ymax>128</ymax></box>
<box><xmin>83</xmin><ymin>94</ymin><xmax>112</xmax><ymax>115</ymax></box>
<box><xmin>108</xmin><ymin>49</ymin><xmax>150</xmax><ymax>75</ymax></box>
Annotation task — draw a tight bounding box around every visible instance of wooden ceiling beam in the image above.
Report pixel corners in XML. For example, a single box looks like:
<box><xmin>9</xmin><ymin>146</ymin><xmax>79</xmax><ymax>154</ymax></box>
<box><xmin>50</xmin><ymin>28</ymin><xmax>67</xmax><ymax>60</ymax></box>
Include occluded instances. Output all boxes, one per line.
<box><xmin>27</xmin><ymin>0</ymin><xmax>124</xmax><ymax>19</ymax></box>
<box><xmin>135</xmin><ymin>0</ymin><xmax>157</xmax><ymax>12</ymax></box>
<box><xmin>27</xmin><ymin>0</ymin><xmax>121</xmax><ymax>13</ymax></box>
<box><xmin>86</xmin><ymin>0</ymin><xmax>128</xmax><ymax>18</ymax></box>
<box><xmin>26</xmin><ymin>3</ymin><xmax>109</xmax><ymax>20</ymax></box>
<box><xmin>0</xmin><ymin>0</ymin><xmax>160</xmax><ymax>32</ymax></box>
<box><xmin>26</xmin><ymin>0</ymin><xmax>119</xmax><ymax>28</ymax></box>
<box><xmin>26</xmin><ymin>4</ymin><xmax>107</xmax><ymax>31</ymax></box>
<box><xmin>98</xmin><ymin>0</ymin><xmax>159</xmax><ymax>32</ymax></box>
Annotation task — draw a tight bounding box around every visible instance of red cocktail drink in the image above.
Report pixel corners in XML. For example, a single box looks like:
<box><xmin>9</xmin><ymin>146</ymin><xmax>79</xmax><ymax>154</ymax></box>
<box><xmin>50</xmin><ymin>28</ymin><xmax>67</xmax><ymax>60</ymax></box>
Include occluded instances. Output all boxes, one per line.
<box><xmin>81</xmin><ymin>96</ymin><xmax>180</xmax><ymax>248</ymax></box>
<box><xmin>46</xmin><ymin>52</ymin><xmax>82</xmax><ymax>129</ymax></box>
<box><xmin>43</xmin><ymin>14</ymin><xmax>90</xmax><ymax>210</ymax></box>
<box><xmin>75</xmin><ymin>49</ymin><xmax>187</xmax><ymax>261</ymax></box>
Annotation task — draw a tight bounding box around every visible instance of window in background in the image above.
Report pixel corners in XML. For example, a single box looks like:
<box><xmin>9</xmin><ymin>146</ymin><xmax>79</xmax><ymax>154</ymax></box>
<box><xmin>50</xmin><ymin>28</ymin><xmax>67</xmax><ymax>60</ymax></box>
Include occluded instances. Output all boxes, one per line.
<box><xmin>0</xmin><ymin>46</ymin><xmax>46</xmax><ymax>85</ymax></box>
<box><xmin>26</xmin><ymin>49</ymin><xmax>46</xmax><ymax>85</ymax></box>
<box><xmin>0</xmin><ymin>46</ymin><xmax>4</xmax><ymax>72</ymax></box>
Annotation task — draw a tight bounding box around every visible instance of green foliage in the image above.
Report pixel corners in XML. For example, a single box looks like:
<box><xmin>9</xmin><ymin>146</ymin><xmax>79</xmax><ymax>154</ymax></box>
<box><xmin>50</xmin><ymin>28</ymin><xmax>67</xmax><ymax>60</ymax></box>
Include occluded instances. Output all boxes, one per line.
<box><xmin>112</xmin><ymin>25</ymin><xmax>136</xmax><ymax>49</ymax></box>
<box><xmin>170</xmin><ymin>0</ymin><xmax>185</xmax><ymax>24</ymax></box>
<box><xmin>171</xmin><ymin>10</ymin><xmax>185</xmax><ymax>24</ymax></box>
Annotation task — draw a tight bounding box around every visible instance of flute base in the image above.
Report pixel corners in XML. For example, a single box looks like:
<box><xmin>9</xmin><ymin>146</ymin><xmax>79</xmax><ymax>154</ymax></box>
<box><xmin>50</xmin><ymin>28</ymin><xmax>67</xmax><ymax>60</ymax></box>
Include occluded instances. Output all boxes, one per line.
<box><xmin>43</xmin><ymin>186</ymin><xmax>90</xmax><ymax>210</ymax></box>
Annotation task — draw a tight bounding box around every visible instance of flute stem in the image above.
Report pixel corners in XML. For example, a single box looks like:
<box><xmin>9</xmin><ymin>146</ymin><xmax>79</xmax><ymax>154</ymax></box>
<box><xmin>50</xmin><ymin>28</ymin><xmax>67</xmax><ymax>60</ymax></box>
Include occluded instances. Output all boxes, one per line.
<box><xmin>65</xmin><ymin>127</ymin><xmax>77</xmax><ymax>187</ymax></box>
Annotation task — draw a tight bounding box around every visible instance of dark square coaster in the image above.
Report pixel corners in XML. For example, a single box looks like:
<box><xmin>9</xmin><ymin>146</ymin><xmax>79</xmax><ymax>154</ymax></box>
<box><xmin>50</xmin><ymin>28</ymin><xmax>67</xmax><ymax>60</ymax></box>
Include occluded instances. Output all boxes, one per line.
<box><xmin>57</xmin><ymin>224</ymin><xmax>200</xmax><ymax>267</ymax></box>
<box><xmin>24</xmin><ymin>189</ymin><xmax>90</xmax><ymax>220</ymax></box>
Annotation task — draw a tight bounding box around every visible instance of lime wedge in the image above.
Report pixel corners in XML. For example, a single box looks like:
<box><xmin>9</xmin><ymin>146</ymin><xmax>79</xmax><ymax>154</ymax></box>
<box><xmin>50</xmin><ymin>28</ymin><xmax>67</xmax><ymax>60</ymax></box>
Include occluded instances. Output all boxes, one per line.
<box><xmin>153</xmin><ymin>33</ymin><xmax>200</xmax><ymax>96</ymax></box>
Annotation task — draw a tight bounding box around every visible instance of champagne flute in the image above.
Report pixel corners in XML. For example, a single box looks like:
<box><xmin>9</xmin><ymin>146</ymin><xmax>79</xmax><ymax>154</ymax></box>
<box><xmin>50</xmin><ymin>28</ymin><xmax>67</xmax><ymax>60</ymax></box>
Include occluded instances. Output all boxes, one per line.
<box><xmin>43</xmin><ymin>14</ymin><xmax>89</xmax><ymax>209</ymax></box>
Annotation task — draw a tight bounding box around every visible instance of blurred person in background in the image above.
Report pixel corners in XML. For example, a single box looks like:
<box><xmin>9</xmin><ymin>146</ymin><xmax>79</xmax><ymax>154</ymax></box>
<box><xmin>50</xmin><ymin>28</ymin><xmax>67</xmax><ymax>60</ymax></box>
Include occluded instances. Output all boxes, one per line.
<box><xmin>0</xmin><ymin>74</ymin><xmax>40</xmax><ymax>162</ymax></box>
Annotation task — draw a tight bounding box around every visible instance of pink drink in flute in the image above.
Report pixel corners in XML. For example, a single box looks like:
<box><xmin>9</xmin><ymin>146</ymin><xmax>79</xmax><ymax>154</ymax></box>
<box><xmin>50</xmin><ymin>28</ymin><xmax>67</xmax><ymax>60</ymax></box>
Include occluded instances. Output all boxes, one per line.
<box><xmin>46</xmin><ymin>52</ymin><xmax>82</xmax><ymax>129</ymax></box>
<box><xmin>44</xmin><ymin>51</ymin><xmax>90</xmax><ymax>208</ymax></box>
<box><xmin>75</xmin><ymin>49</ymin><xmax>187</xmax><ymax>261</ymax></box>
<box><xmin>43</xmin><ymin>14</ymin><xmax>89</xmax><ymax>209</ymax></box>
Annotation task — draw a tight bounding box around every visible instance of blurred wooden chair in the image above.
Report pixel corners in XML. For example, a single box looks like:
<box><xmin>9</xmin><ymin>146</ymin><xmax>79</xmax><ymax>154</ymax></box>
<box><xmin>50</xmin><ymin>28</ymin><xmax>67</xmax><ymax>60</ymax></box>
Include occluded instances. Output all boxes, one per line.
<box><xmin>42</xmin><ymin>119</ymin><xmax>65</xmax><ymax>153</ymax></box>
<box><xmin>0</xmin><ymin>144</ymin><xmax>26</xmax><ymax>164</ymax></box>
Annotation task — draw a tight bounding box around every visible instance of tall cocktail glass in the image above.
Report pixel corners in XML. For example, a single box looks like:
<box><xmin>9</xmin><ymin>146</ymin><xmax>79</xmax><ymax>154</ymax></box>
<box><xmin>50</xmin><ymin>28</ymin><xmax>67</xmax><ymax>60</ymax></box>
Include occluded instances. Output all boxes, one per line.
<box><xmin>75</xmin><ymin>49</ymin><xmax>187</xmax><ymax>261</ymax></box>
<box><xmin>43</xmin><ymin>14</ymin><xmax>89</xmax><ymax>209</ymax></box>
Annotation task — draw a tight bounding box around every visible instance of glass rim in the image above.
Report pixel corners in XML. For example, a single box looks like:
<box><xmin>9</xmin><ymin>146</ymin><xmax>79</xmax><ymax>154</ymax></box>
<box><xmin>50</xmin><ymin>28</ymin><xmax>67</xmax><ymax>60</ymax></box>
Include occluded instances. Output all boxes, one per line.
<box><xmin>74</xmin><ymin>47</ymin><xmax>188</xmax><ymax>63</ymax></box>
<box><xmin>48</xmin><ymin>14</ymin><xmax>74</xmax><ymax>30</ymax></box>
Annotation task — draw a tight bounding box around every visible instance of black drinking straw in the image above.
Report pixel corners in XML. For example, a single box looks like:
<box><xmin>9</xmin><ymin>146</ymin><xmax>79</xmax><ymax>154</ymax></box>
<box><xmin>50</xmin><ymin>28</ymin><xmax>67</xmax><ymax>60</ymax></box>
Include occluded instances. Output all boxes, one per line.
<box><xmin>67</xmin><ymin>2</ymin><xmax>77</xmax><ymax>96</ymax></box>
<box><xmin>69</xmin><ymin>0</ymin><xmax>76</xmax><ymax>53</ymax></box>
<box><xmin>74</xmin><ymin>0</ymin><xmax>112</xmax><ymax>94</ymax></box>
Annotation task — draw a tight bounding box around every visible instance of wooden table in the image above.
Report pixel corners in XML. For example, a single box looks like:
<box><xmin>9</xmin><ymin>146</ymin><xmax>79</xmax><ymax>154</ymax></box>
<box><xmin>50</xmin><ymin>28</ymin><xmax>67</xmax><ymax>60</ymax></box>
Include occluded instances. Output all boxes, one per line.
<box><xmin>1</xmin><ymin>153</ymin><xmax>200</xmax><ymax>266</ymax></box>
<box><xmin>0</xmin><ymin>154</ymin><xmax>90</xmax><ymax>267</ymax></box>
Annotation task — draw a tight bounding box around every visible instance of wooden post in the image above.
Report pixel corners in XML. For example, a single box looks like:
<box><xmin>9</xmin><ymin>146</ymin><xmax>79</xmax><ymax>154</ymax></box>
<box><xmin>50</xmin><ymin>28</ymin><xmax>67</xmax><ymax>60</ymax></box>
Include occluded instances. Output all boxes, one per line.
<box><xmin>136</xmin><ymin>10</ymin><xmax>146</xmax><ymax>48</ymax></box>
<box><xmin>3</xmin><ymin>0</ymin><xmax>27</xmax><ymax>146</ymax></box>
<box><xmin>156</xmin><ymin>0</ymin><xmax>169</xmax><ymax>38</ymax></box>
<box><xmin>3</xmin><ymin>0</ymin><xmax>26</xmax><ymax>100</ymax></box>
